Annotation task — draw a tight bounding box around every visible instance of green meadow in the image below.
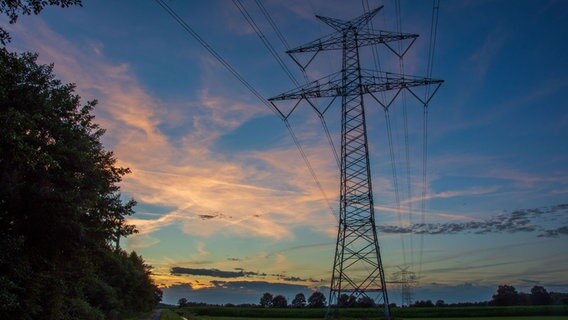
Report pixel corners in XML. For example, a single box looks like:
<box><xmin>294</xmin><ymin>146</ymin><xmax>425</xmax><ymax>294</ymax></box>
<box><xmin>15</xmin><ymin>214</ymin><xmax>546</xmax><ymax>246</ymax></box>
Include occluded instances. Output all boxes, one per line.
<box><xmin>167</xmin><ymin>305</ymin><xmax>568</xmax><ymax>319</ymax></box>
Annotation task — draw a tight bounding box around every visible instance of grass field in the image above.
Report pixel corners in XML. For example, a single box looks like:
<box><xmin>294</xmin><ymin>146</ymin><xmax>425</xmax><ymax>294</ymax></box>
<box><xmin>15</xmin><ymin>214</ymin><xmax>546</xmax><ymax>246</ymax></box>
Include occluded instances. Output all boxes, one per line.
<box><xmin>193</xmin><ymin>317</ymin><xmax>568</xmax><ymax>320</ymax></box>
<box><xmin>177</xmin><ymin>305</ymin><xmax>568</xmax><ymax>319</ymax></box>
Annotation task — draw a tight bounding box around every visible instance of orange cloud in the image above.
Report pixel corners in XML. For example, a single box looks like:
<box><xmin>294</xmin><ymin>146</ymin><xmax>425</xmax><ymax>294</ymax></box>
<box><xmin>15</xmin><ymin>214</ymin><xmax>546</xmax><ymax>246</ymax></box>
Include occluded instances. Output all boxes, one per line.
<box><xmin>7</xmin><ymin>19</ymin><xmax>343</xmax><ymax>244</ymax></box>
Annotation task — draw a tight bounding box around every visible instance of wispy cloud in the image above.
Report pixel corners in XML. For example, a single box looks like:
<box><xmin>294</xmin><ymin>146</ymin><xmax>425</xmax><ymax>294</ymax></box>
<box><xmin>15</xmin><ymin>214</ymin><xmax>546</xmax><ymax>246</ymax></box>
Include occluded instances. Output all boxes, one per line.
<box><xmin>377</xmin><ymin>204</ymin><xmax>568</xmax><ymax>237</ymax></box>
<box><xmin>171</xmin><ymin>267</ymin><xmax>263</xmax><ymax>279</ymax></box>
<box><xmin>169</xmin><ymin>265</ymin><xmax>325</xmax><ymax>284</ymax></box>
<box><xmin>6</xmin><ymin>18</ymin><xmax>341</xmax><ymax>244</ymax></box>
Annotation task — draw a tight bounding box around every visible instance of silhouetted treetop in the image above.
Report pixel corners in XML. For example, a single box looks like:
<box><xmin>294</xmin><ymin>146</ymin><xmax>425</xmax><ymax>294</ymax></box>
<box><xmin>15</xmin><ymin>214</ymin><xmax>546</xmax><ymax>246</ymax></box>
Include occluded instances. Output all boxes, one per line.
<box><xmin>0</xmin><ymin>40</ymin><xmax>159</xmax><ymax>320</ymax></box>
<box><xmin>0</xmin><ymin>0</ymin><xmax>82</xmax><ymax>23</ymax></box>
<box><xmin>0</xmin><ymin>0</ymin><xmax>83</xmax><ymax>44</ymax></box>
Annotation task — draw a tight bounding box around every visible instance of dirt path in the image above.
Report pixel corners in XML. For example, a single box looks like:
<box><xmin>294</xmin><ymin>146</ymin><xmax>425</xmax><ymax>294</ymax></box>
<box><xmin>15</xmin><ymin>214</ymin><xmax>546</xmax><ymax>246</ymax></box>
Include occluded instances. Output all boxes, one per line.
<box><xmin>143</xmin><ymin>309</ymin><xmax>162</xmax><ymax>320</ymax></box>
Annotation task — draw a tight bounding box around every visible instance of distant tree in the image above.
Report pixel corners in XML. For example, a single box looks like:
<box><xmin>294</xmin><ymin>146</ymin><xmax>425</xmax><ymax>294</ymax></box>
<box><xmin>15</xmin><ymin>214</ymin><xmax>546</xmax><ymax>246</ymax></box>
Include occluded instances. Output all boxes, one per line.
<box><xmin>491</xmin><ymin>285</ymin><xmax>520</xmax><ymax>306</ymax></box>
<box><xmin>272</xmin><ymin>295</ymin><xmax>288</xmax><ymax>308</ymax></box>
<box><xmin>531</xmin><ymin>286</ymin><xmax>551</xmax><ymax>305</ymax></box>
<box><xmin>337</xmin><ymin>293</ymin><xmax>358</xmax><ymax>307</ymax></box>
<box><xmin>357</xmin><ymin>296</ymin><xmax>375</xmax><ymax>307</ymax></box>
<box><xmin>519</xmin><ymin>292</ymin><xmax>530</xmax><ymax>305</ymax></box>
<box><xmin>338</xmin><ymin>294</ymin><xmax>350</xmax><ymax>307</ymax></box>
<box><xmin>178</xmin><ymin>298</ymin><xmax>188</xmax><ymax>307</ymax></box>
<box><xmin>260</xmin><ymin>292</ymin><xmax>273</xmax><ymax>308</ymax></box>
<box><xmin>550</xmin><ymin>292</ymin><xmax>568</xmax><ymax>305</ymax></box>
<box><xmin>291</xmin><ymin>293</ymin><xmax>306</xmax><ymax>308</ymax></box>
<box><xmin>413</xmin><ymin>300</ymin><xmax>434</xmax><ymax>307</ymax></box>
<box><xmin>308</xmin><ymin>291</ymin><xmax>326</xmax><ymax>308</ymax></box>
<box><xmin>435</xmin><ymin>299</ymin><xmax>446</xmax><ymax>307</ymax></box>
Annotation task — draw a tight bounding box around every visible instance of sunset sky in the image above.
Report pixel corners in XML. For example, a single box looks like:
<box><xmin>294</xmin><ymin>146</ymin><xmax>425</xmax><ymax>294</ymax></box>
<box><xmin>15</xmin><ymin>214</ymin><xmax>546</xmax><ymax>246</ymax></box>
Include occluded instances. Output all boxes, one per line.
<box><xmin>4</xmin><ymin>0</ymin><xmax>567</xmax><ymax>305</ymax></box>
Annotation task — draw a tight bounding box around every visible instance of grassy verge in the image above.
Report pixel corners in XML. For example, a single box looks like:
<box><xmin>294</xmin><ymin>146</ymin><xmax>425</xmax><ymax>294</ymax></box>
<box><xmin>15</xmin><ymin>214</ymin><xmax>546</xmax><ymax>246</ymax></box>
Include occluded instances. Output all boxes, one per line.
<box><xmin>179</xmin><ymin>305</ymin><xmax>568</xmax><ymax>319</ymax></box>
<box><xmin>125</xmin><ymin>311</ymin><xmax>154</xmax><ymax>320</ymax></box>
<box><xmin>160</xmin><ymin>309</ymin><xmax>187</xmax><ymax>320</ymax></box>
<box><xmin>194</xmin><ymin>317</ymin><xmax>568</xmax><ymax>320</ymax></box>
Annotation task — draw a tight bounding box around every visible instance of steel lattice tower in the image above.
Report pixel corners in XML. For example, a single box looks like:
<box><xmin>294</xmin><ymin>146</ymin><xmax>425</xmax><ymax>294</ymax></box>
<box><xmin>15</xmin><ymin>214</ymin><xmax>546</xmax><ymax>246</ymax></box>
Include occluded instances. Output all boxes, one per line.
<box><xmin>393</xmin><ymin>266</ymin><xmax>416</xmax><ymax>307</ymax></box>
<box><xmin>269</xmin><ymin>7</ymin><xmax>442</xmax><ymax>320</ymax></box>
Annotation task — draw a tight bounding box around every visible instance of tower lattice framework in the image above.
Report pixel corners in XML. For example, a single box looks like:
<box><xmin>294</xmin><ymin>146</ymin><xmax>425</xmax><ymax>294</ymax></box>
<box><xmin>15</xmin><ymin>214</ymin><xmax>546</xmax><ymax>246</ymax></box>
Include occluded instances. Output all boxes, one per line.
<box><xmin>269</xmin><ymin>6</ymin><xmax>442</xmax><ymax>319</ymax></box>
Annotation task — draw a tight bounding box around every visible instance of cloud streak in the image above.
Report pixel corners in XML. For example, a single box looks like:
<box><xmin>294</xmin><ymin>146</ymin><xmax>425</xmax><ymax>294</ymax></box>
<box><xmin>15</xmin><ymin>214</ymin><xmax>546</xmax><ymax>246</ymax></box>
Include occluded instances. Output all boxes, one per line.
<box><xmin>6</xmin><ymin>18</ymin><xmax>343</xmax><ymax>244</ymax></box>
<box><xmin>170</xmin><ymin>266</ymin><xmax>324</xmax><ymax>284</ymax></box>
<box><xmin>377</xmin><ymin>204</ymin><xmax>568</xmax><ymax>237</ymax></box>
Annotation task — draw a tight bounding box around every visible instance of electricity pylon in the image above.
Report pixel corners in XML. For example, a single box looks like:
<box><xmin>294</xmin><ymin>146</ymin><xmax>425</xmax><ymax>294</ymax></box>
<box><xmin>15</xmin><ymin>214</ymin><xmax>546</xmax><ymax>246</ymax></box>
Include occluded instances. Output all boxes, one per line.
<box><xmin>393</xmin><ymin>266</ymin><xmax>416</xmax><ymax>307</ymax></box>
<box><xmin>269</xmin><ymin>6</ymin><xmax>442</xmax><ymax>320</ymax></box>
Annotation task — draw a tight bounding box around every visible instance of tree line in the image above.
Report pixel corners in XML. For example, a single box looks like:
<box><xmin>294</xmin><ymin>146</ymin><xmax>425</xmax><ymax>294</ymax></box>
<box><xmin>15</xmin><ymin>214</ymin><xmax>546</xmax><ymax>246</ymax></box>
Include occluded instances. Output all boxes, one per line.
<box><xmin>178</xmin><ymin>284</ymin><xmax>568</xmax><ymax>309</ymax></box>
<box><xmin>411</xmin><ymin>285</ymin><xmax>567</xmax><ymax>308</ymax></box>
<box><xmin>259</xmin><ymin>292</ymin><xmax>327</xmax><ymax>308</ymax></box>
<box><xmin>1</xmin><ymin>1</ymin><xmax>161</xmax><ymax>319</ymax></box>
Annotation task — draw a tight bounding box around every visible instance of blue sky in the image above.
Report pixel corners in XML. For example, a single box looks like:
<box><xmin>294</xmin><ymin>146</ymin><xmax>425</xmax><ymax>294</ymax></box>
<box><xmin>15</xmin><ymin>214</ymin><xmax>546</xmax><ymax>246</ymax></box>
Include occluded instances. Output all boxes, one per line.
<box><xmin>4</xmin><ymin>0</ymin><xmax>568</xmax><ymax>305</ymax></box>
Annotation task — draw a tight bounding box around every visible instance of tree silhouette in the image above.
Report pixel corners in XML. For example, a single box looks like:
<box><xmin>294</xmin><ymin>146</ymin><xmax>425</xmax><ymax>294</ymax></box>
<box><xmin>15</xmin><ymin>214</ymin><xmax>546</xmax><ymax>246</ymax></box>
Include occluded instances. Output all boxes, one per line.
<box><xmin>357</xmin><ymin>296</ymin><xmax>375</xmax><ymax>307</ymax></box>
<box><xmin>308</xmin><ymin>291</ymin><xmax>326</xmax><ymax>308</ymax></box>
<box><xmin>0</xmin><ymin>0</ymin><xmax>82</xmax><ymax>44</ymax></box>
<box><xmin>272</xmin><ymin>295</ymin><xmax>288</xmax><ymax>308</ymax></box>
<box><xmin>291</xmin><ymin>293</ymin><xmax>306</xmax><ymax>308</ymax></box>
<box><xmin>178</xmin><ymin>298</ymin><xmax>188</xmax><ymax>307</ymax></box>
<box><xmin>491</xmin><ymin>285</ymin><xmax>520</xmax><ymax>306</ymax></box>
<box><xmin>260</xmin><ymin>292</ymin><xmax>273</xmax><ymax>308</ymax></box>
<box><xmin>0</xmin><ymin>40</ymin><xmax>159</xmax><ymax>319</ymax></box>
<box><xmin>531</xmin><ymin>286</ymin><xmax>551</xmax><ymax>305</ymax></box>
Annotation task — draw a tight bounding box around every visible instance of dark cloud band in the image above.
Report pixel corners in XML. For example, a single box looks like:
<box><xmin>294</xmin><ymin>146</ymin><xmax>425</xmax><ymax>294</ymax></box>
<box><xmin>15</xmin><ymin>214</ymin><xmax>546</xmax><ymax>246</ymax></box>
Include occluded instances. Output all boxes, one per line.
<box><xmin>377</xmin><ymin>204</ymin><xmax>568</xmax><ymax>237</ymax></box>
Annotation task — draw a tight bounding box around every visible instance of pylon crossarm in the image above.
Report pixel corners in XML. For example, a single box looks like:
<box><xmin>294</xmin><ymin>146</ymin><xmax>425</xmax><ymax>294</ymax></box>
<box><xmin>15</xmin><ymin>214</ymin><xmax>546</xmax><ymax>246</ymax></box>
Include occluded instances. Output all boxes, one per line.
<box><xmin>405</xmin><ymin>82</ymin><xmax>443</xmax><ymax>106</ymax></box>
<box><xmin>368</xmin><ymin>89</ymin><xmax>403</xmax><ymax>111</ymax></box>
<box><xmin>361</xmin><ymin>71</ymin><xmax>444</xmax><ymax>94</ymax></box>
<box><xmin>316</xmin><ymin>6</ymin><xmax>383</xmax><ymax>32</ymax></box>
<box><xmin>287</xmin><ymin>30</ymin><xmax>418</xmax><ymax>54</ymax></box>
<box><xmin>269</xmin><ymin>99</ymin><xmax>302</xmax><ymax>120</ymax></box>
<box><xmin>382</xmin><ymin>36</ymin><xmax>418</xmax><ymax>58</ymax></box>
<box><xmin>269</xmin><ymin>70</ymin><xmax>442</xmax><ymax>102</ymax></box>
<box><xmin>287</xmin><ymin>32</ymin><xmax>345</xmax><ymax>53</ymax></box>
<box><xmin>269</xmin><ymin>72</ymin><xmax>343</xmax><ymax>101</ymax></box>
<box><xmin>288</xmin><ymin>48</ymin><xmax>320</xmax><ymax>70</ymax></box>
<box><xmin>357</xmin><ymin>30</ymin><xmax>418</xmax><ymax>49</ymax></box>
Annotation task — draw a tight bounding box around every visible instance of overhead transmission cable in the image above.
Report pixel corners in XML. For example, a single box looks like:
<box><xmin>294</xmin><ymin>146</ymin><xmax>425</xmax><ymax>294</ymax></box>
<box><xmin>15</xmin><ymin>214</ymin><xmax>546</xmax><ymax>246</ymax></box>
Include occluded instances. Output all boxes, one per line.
<box><xmin>153</xmin><ymin>0</ymin><xmax>277</xmax><ymax>116</ymax></box>
<box><xmin>153</xmin><ymin>0</ymin><xmax>338</xmax><ymax>222</ymax></box>
<box><xmin>393</xmin><ymin>0</ymin><xmax>416</xmax><ymax>272</ymax></box>
<box><xmin>249</xmin><ymin>0</ymin><xmax>340</xmax><ymax>168</ymax></box>
<box><xmin>361</xmin><ymin>0</ymin><xmax>408</xmax><ymax>268</ymax></box>
<box><xmin>419</xmin><ymin>0</ymin><xmax>440</xmax><ymax>283</ymax></box>
<box><xmin>232</xmin><ymin>0</ymin><xmax>299</xmax><ymax>87</ymax></box>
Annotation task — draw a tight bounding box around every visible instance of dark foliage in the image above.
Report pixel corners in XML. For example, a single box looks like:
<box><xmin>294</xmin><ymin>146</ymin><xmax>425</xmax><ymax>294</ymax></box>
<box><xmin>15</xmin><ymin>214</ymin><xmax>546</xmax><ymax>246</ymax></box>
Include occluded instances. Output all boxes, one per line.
<box><xmin>531</xmin><ymin>285</ymin><xmax>552</xmax><ymax>305</ymax></box>
<box><xmin>259</xmin><ymin>292</ymin><xmax>273</xmax><ymax>308</ymax></box>
<box><xmin>271</xmin><ymin>295</ymin><xmax>288</xmax><ymax>308</ymax></box>
<box><xmin>0</xmin><ymin>48</ymin><xmax>161</xmax><ymax>318</ymax></box>
<box><xmin>412</xmin><ymin>300</ymin><xmax>435</xmax><ymax>307</ymax></box>
<box><xmin>0</xmin><ymin>0</ymin><xmax>82</xmax><ymax>44</ymax></box>
<box><xmin>308</xmin><ymin>291</ymin><xmax>326</xmax><ymax>308</ymax></box>
<box><xmin>491</xmin><ymin>285</ymin><xmax>520</xmax><ymax>306</ymax></box>
<box><xmin>291</xmin><ymin>293</ymin><xmax>306</xmax><ymax>308</ymax></box>
<box><xmin>356</xmin><ymin>296</ymin><xmax>375</xmax><ymax>307</ymax></box>
<box><xmin>178</xmin><ymin>298</ymin><xmax>188</xmax><ymax>307</ymax></box>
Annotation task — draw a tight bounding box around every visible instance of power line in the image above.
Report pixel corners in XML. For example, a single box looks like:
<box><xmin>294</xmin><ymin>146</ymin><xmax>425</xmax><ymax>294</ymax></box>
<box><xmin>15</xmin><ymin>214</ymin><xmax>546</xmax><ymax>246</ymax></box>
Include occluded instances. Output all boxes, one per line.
<box><xmin>254</xmin><ymin>0</ymin><xmax>291</xmax><ymax>51</ymax></box>
<box><xmin>232</xmin><ymin>0</ymin><xmax>300</xmax><ymax>87</ymax></box>
<box><xmin>419</xmin><ymin>0</ymin><xmax>441</xmax><ymax>283</ymax></box>
<box><xmin>153</xmin><ymin>0</ymin><xmax>338</xmax><ymax>222</ymax></box>
<box><xmin>249</xmin><ymin>0</ymin><xmax>340</xmax><ymax>167</ymax></box>
<box><xmin>153</xmin><ymin>0</ymin><xmax>282</xmax><ymax>118</ymax></box>
<box><xmin>385</xmin><ymin>109</ymin><xmax>407</xmax><ymax>267</ymax></box>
